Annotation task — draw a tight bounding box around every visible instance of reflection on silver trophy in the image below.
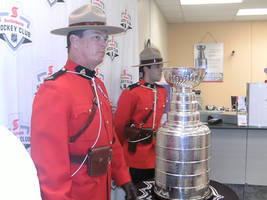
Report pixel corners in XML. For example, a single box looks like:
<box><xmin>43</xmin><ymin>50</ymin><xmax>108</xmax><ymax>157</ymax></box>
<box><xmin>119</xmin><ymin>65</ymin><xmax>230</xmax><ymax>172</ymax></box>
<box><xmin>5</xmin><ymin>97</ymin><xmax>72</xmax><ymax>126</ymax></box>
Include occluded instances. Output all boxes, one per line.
<box><xmin>154</xmin><ymin>67</ymin><xmax>211</xmax><ymax>200</ymax></box>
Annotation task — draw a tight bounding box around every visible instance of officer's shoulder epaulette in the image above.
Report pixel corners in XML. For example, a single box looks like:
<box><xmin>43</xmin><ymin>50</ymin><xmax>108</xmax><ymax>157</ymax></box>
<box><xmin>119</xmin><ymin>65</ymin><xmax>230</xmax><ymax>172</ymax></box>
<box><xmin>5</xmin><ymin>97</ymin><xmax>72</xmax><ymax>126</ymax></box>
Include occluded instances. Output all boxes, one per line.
<box><xmin>126</xmin><ymin>82</ymin><xmax>141</xmax><ymax>90</ymax></box>
<box><xmin>155</xmin><ymin>83</ymin><xmax>165</xmax><ymax>88</ymax></box>
<box><xmin>45</xmin><ymin>67</ymin><xmax>67</xmax><ymax>81</ymax></box>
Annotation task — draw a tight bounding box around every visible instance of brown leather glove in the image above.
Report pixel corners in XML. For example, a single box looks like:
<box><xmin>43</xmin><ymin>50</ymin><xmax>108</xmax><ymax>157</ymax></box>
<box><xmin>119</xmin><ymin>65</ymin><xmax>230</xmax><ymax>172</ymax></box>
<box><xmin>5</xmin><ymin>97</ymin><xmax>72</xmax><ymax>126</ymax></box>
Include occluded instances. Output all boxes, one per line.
<box><xmin>121</xmin><ymin>182</ymin><xmax>138</xmax><ymax>200</ymax></box>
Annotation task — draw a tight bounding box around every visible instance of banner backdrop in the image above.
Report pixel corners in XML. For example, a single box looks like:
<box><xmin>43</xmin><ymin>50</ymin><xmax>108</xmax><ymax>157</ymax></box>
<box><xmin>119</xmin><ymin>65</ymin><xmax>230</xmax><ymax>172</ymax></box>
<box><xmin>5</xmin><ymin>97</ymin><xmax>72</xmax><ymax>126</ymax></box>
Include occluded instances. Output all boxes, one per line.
<box><xmin>0</xmin><ymin>0</ymin><xmax>139</xmax><ymax>152</ymax></box>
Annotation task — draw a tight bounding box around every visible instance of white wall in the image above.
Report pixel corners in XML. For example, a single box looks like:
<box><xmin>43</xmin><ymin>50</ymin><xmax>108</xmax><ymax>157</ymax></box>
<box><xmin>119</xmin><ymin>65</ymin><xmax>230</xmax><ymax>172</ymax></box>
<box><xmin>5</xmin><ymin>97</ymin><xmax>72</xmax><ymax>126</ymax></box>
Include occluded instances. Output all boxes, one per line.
<box><xmin>137</xmin><ymin>0</ymin><xmax>168</xmax><ymax>63</ymax></box>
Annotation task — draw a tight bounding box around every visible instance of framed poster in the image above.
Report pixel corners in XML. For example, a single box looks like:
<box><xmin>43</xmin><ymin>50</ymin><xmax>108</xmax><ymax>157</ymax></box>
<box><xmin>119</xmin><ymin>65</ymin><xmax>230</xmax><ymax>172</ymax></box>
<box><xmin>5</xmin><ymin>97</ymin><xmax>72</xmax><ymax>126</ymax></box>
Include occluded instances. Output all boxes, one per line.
<box><xmin>194</xmin><ymin>43</ymin><xmax>224</xmax><ymax>82</ymax></box>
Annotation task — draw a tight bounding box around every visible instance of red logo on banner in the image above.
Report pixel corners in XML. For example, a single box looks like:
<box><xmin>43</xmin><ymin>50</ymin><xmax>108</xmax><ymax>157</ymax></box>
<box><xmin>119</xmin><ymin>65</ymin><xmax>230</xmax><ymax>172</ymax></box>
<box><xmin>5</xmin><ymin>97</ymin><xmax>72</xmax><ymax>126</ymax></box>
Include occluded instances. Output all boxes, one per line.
<box><xmin>120</xmin><ymin>8</ymin><xmax>133</xmax><ymax>31</ymax></box>
<box><xmin>0</xmin><ymin>6</ymin><xmax>32</xmax><ymax>51</ymax></box>
<box><xmin>106</xmin><ymin>36</ymin><xmax>119</xmax><ymax>61</ymax></box>
<box><xmin>11</xmin><ymin>7</ymin><xmax>18</xmax><ymax>18</ymax></box>
<box><xmin>48</xmin><ymin>65</ymin><xmax>54</xmax><ymax>76</ymax></box>
<box><xmin>8</xmin><ymin>113</ymin><xmax>30</xmax><ymax>150</ymax></box>
<box><xmin>91</xmin><ymin>0</ymin><xmax>105</xmax><ymax>10</ymax></box>
<box><xmin>12</xmin><ymin>119</ymin><xmax>19</xmax><ymax>131</ymax></box>
<box><xmin>120</xmin><ymin>69</ymin><xmax>133</xmax><ymax>90</ymax></box>
<box><xmin>34</xmin><ymin>65</ymin><xmax>55</xmax><ymax>95</ymax></box>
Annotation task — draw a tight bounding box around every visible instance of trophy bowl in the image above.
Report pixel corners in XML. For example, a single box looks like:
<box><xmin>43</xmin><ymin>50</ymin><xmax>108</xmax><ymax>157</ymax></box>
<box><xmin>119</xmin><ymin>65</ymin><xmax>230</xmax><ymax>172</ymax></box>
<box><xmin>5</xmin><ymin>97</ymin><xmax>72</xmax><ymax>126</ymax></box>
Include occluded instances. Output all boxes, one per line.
<box><xmin>163</xmin><ymin>67</ymin><xmax>206</xmax><ymax>89</ymax></box>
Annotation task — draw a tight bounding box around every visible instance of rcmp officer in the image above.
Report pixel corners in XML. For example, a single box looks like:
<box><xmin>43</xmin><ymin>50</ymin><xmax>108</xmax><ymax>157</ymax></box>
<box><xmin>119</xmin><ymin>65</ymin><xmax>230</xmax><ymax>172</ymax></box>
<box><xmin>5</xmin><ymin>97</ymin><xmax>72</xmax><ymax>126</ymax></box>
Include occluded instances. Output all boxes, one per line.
<box><xmin>31</xmin><ymin>4</ymin><xmax>137</xmax><ymax>200</ymax></box>
<box><xmin>114</xmin><ymin>40</ymin><xmax>167</xmax><ymax>184</ymax></box>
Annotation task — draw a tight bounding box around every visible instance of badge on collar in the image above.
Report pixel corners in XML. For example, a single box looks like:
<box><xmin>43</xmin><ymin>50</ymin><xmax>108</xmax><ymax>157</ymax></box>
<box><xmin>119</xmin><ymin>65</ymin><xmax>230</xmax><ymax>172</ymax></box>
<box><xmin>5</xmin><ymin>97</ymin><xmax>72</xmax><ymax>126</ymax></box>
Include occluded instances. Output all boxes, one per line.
<box><xmin>80</xmin><ymin>69</ymin><xmax>86</xmax><ymax>75</ymax></box>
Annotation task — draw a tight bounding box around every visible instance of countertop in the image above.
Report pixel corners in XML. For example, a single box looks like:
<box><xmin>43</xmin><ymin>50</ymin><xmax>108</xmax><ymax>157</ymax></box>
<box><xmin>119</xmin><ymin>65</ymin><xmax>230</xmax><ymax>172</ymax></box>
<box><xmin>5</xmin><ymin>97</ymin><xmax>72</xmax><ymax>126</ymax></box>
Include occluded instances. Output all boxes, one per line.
<box><xmin>207</xmin><ymin>123</ymin><xmax>267</xmax><ymax>130</ymax></box>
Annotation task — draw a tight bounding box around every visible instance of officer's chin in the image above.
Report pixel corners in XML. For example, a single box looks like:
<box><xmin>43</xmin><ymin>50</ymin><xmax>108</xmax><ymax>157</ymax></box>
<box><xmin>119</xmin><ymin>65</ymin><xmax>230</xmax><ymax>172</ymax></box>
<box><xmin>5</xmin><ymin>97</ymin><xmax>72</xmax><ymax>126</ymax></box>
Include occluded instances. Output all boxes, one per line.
<box><xmin>155</xmin><ymin>78</ymin><xmax>161</xmax><ymax>82</ymax></box>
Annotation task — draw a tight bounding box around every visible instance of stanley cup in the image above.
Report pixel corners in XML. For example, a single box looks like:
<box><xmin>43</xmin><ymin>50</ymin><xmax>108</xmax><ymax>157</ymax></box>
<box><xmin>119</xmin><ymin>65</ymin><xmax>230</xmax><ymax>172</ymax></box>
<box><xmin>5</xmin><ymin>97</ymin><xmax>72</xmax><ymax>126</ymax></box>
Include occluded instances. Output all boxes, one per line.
<box><xmin>154</xmin><ymin>67</ymin><xmax>211</xmax><ymax>200</ymax></box>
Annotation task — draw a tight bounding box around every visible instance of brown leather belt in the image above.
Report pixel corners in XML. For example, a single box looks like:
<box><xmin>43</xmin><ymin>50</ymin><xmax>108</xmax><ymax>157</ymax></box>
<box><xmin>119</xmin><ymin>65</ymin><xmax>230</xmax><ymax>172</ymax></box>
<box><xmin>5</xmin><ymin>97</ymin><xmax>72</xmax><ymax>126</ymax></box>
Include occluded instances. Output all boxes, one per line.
<box><xmin>70</xmin><ymin>154</ymin><xmax>88</xmax><ymax>165</ymax></box>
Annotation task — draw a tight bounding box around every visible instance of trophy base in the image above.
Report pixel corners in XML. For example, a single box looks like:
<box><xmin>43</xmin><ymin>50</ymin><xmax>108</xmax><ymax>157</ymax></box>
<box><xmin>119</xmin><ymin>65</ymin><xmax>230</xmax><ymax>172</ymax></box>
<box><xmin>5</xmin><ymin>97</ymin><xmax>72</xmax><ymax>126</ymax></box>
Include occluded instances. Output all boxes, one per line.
<box><xmin>153</xmin><ymin>187</ymin><xmax>213</xmax><ymax>200</ymax></box>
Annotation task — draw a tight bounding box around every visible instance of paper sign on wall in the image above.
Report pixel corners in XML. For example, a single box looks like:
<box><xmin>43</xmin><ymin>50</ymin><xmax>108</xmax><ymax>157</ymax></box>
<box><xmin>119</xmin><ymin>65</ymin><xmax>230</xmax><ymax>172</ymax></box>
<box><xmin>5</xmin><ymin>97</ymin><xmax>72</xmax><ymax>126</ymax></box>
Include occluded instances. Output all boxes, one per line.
<box><xmin>194</xmin><ymin>43</ymin><xmax>224</xmax><ymax>82</ymax></box>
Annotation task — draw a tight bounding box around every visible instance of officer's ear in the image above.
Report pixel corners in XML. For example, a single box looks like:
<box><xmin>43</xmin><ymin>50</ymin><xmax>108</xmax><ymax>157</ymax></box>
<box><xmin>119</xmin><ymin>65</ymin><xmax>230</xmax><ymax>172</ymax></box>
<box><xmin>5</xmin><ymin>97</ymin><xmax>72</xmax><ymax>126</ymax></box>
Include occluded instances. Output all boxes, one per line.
<box><xmin>69</xmin><ymin>34</ymin><xmax>80</xmax><ymax>49</ymax></box>
<box><xmin>143</xmin><ymin>65</ymin><xmax>151</xmax><ymax>74</ymax></box>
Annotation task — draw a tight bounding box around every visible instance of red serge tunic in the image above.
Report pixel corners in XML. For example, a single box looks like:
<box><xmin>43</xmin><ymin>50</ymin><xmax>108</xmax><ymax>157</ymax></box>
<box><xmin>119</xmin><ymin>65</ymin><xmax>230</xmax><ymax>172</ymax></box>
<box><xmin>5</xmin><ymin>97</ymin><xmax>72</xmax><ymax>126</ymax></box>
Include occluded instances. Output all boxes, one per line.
<box><xmin>31</xmin><ymin>60</ymin><xmax>131</xmax><ymax>200</ymax></box>
<box><xmin>114</xmin><ymin>79</ymin><xmax>167</xmax><ymax>169</ymax></box>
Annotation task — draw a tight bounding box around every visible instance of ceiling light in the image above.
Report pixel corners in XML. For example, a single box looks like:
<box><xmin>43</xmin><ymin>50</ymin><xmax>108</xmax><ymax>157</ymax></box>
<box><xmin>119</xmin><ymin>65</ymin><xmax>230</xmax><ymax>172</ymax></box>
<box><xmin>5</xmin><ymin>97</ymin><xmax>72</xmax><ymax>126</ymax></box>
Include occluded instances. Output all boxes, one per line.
<box><xmin>237</xmin><ymin>8</ymin><xmax>267</xmax><ymax>16</ymax></box>
<box><xmin>180</xmin><ymin>0</ymin><xmax>243</xmax><ymax>5</ymax></box>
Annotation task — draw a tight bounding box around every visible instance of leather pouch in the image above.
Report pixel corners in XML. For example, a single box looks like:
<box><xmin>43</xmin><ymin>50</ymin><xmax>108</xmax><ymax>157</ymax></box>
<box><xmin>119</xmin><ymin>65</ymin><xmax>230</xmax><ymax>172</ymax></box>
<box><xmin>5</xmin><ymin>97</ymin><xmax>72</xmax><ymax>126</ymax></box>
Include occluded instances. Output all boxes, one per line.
<box><xmin>124</xmin><ymin>125</ymin><xmax>140</xmax><ymax>154</ymax></box>
<box><xmin>124</xmin><ymin>125</ymin><xmax>140</xmax><ymax>141</ymax></box>
<box><xmin>124</xmin><ymin>126</ymin><xmax>154</xmax><ymax>153</ymax></box>
<box><xmin>87</xmin><ymin>146</ymin><xmax>112</xmax><ymax>177</ymax></box>
<box><xmin>139</xmin><ymin>128</ymin><xmax>154</xmax><ymax>144</ymax></box>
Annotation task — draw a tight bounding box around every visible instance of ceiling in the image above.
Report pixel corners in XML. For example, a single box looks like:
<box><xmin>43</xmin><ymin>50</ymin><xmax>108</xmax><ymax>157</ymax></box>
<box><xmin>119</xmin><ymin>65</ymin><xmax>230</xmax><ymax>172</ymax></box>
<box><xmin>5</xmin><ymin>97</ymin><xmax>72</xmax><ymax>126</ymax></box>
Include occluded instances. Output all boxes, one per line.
<box><xmin>154</xmin><ymin>0</ymin><xmax>267</xmax><ymax>23</ymax></box>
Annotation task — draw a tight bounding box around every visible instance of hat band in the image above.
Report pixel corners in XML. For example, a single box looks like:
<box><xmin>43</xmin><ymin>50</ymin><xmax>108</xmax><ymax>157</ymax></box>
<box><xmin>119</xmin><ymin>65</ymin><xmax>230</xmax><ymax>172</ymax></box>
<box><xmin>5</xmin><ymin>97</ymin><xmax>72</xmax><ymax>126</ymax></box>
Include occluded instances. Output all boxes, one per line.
<box><xmin>141</xmin><ymin>58</ymin><xmax>163</xmax><ymax>65</ymax></box>
<box><xmin>70</xmin><ymin>21</ymin><xmax>106</xmax><ymax>27</ymax></box>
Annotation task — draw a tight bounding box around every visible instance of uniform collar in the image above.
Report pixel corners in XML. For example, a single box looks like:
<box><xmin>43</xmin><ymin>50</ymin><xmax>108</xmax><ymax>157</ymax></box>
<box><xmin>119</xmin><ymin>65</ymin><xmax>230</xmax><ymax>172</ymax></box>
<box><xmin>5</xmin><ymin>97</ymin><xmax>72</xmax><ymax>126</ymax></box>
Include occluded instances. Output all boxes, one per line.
<box><xmin>75</xmin><ymin>65</ymin><xmax>96</xmax><ymax>78</ymax></box>
<box><xmin>140</xmin><ymin>79</ymin><xmax>156</xmax><ymax>89</ymax></box>
<box><xmin>64</xmin><ymin>59</ymin><xmax>96</xmax><ymax>79</ymax></box>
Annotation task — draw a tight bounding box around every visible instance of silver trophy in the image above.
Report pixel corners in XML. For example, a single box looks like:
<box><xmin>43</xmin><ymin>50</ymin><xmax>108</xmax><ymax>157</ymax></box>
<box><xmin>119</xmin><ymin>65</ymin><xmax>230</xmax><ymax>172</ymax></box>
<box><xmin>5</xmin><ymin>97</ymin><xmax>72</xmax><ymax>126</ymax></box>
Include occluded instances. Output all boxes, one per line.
<box><xmin>154</xmin><ymin>67</ymin><xmax>211</xmax><ymax>200</ymax></box>
<box><xmin>195</xmin><ymin>45</ymin><xmax>207</xmax><ymax>69</ymax></box>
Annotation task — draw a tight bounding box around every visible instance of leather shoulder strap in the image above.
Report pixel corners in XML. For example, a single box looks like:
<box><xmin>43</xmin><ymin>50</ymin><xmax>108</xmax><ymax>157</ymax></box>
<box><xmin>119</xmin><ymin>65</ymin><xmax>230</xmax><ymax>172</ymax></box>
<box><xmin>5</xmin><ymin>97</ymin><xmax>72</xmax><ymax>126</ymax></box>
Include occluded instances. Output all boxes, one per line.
<box><xmin>143</xmin><ymin>109</ymin><xmax>153</xmax><ymax>124</ymax></box>
<box><xmin>69</xmin><ymin>99</ymin><xmax>98</xmax><ymax>143</ymax></box>
<box><xmin>69</xmin><ymin>84</ymin><xmax>98</xmax><ymax>143</ymax></box>
<box><xmin>139</xmin><ymin>109</ymin><xmax>153</xmax><ymax>128</ymax></box>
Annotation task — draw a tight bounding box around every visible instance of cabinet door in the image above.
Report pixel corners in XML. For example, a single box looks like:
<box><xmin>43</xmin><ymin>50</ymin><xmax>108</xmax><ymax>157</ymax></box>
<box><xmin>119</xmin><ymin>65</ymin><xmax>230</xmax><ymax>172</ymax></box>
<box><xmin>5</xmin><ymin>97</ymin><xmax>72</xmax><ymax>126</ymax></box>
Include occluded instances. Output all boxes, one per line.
<box><xmin>246</xmin><ymin>130</ymin><xmax>267</xmax><ymax>185</ymax></box>
<box><xmin>210</xmin><ymin>128</ymin><xmax>247</xmax><ymax>184</ymax></box>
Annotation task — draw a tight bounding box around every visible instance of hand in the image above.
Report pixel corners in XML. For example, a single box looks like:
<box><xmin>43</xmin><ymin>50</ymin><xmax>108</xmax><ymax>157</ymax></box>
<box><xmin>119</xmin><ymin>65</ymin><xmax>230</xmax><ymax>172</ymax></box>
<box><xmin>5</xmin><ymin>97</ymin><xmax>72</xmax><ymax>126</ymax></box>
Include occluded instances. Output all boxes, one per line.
<box><xmin>122</xmin><ymin>182</ymin><xmax>138</xmax><ymax>200</ymax></box>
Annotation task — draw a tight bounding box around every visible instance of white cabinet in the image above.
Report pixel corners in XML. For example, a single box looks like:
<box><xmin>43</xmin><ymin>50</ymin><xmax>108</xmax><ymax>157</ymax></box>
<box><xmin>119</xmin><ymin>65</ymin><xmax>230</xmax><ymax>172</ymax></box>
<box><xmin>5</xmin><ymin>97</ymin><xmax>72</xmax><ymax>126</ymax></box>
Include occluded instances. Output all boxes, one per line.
<box><xmin>210</xmin><ymin>127</ymin><xmax>267</xmax><ymax>186</ymax></box>
<box><xmin>210</xmin><ymin>128</ymin><xmax>247</xmax><ymax>184</ymax></box>
<box><xmin>246</xmin><ymin>130</ymin><xmax>267</xmax><ymax>185</ymax></box>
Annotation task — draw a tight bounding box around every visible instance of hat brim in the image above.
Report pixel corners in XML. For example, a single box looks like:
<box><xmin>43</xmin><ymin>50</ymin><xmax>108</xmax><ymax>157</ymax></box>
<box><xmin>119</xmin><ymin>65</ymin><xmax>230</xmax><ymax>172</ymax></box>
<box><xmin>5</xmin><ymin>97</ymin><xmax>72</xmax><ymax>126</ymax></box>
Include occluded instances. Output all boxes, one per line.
<box><xmin>131</xmin><ymin>61</ymin><xmax>168</xmax><ymax>68</ymax></box>
<box><xmin>51</xmin><ymin>25</ymin><xmax>125</xmax><ymax>35</ymax></box>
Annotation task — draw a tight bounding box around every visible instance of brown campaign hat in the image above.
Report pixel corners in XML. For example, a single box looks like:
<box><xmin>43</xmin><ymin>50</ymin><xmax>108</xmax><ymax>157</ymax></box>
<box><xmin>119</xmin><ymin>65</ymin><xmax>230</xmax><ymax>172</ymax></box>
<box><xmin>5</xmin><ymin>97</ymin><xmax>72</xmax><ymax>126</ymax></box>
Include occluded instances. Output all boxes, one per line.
<box><xmin>51</xmin><ymin>4</ymin><xmax>125</xmax><ymax>36</ymax></box>
<box><xmin>132</xmin><ymin>39</ymin><xmax>167</xmax><ymax>67</ymax></box>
